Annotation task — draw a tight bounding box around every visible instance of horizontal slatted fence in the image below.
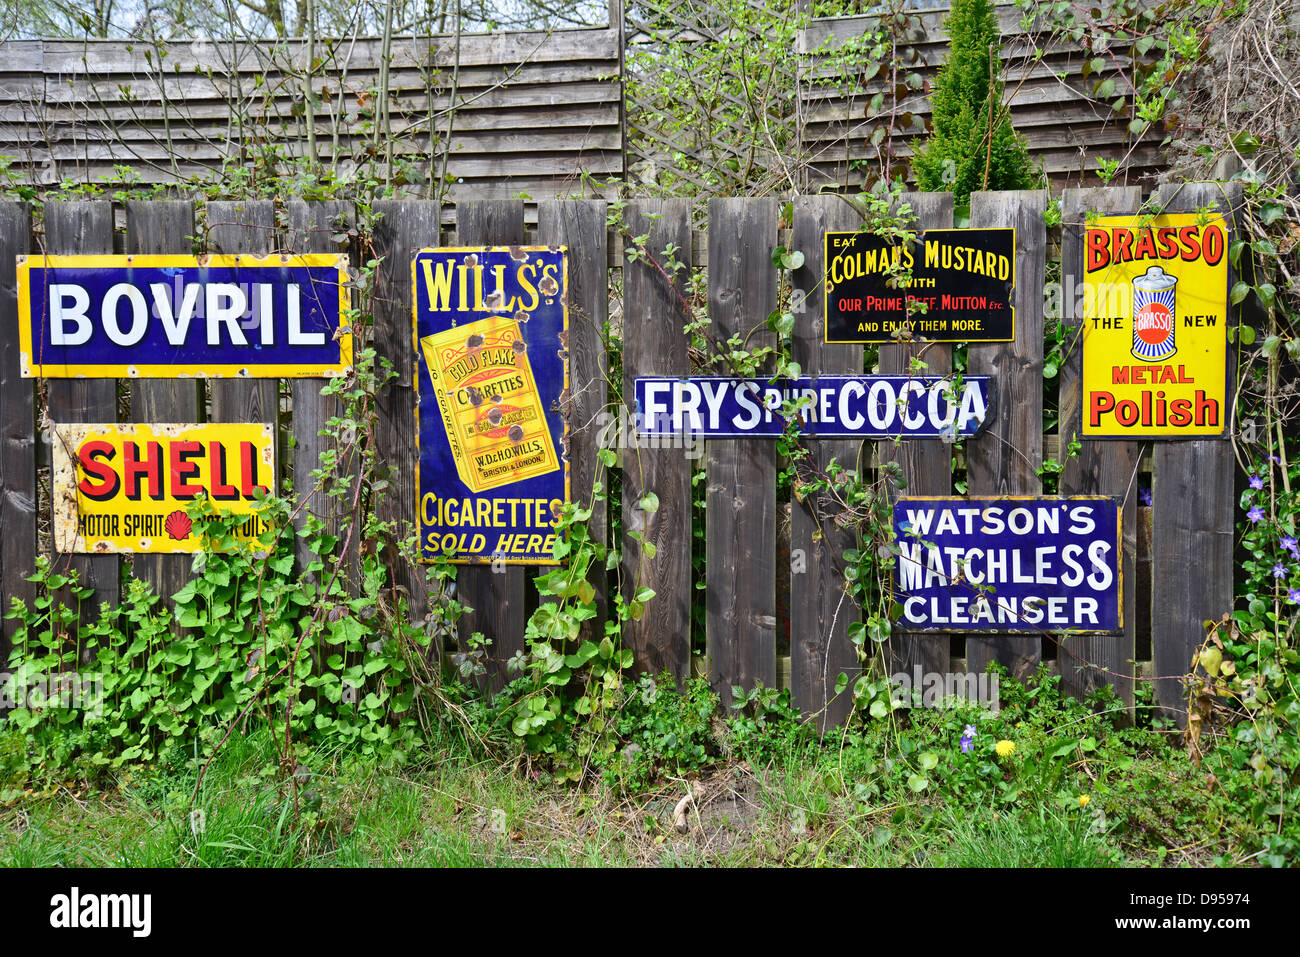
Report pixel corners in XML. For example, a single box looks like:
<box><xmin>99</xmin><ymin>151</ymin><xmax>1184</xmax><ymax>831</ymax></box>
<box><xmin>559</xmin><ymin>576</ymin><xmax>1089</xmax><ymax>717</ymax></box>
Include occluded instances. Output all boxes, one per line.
<box><xmin>797</xmin><ymin>3</ymin><xmax>1166</xmax><ymax>190</ymax></box>
<box><xmin>0</xmin><ymin>27</ymin><xmax>622</xmax><ymax>217</ymax></box>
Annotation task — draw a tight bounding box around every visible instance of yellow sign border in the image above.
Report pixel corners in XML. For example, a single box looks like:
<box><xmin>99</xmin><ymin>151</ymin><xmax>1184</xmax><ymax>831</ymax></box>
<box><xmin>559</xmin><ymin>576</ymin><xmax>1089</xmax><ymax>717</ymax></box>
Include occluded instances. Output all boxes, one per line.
<box><xmin>1079</xmin><ymin>212</ymin><xmax>1230</xmax><ymax>440</ymax></box>
<box><xmin>411</xmin><ymin>246</ymin><xmax>572</xmax><ymax>566</ymax></box>
<box><xmin>17</xmin><ymin>253</ymin><xmax>352</xmax><ymax>378</ymax></box>
<box><xmin>51</xmin><ymin>421</ymin><xmax>277</xmax><ymax>554</ymax></box>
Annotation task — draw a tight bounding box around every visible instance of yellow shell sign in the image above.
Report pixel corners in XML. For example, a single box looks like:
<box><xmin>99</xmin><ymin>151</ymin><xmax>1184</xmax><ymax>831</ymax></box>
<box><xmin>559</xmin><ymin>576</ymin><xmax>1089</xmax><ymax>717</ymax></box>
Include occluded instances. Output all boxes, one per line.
<box><xmin>1081</xmin><ymin>213</ymin><xmax>1230</xmax><ymax>438</ymax></box>
<box><xmin>51</xmin><ymin>423</ymin><xmax>275</xmax><ymax>553</ymax></box>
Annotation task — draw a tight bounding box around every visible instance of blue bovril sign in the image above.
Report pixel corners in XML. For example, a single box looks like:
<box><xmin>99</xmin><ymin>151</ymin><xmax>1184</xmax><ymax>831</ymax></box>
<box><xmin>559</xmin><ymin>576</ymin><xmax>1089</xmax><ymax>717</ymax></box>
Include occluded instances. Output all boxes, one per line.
<box><xmin>893</xmin><ymin>496</ymin><xmax>1122</xmax><ymax>634</ymax></box>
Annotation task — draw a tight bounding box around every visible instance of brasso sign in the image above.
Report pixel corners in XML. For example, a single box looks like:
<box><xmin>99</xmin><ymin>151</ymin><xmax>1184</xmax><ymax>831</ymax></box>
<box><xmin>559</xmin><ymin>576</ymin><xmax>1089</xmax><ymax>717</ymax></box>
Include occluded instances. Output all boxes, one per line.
<box><xmin>893</xmin><ymin>496</ymin><xmax>1121</xmax><ymax>634</ymax></box>
<box><xmin>17</xmin><ymin>254</ymin><xmax>351</xmax><ymax>378</ymax></box>
<box><xmin>634</xmin><ymin>375</ymin><xmax>993</xmax><ymax>439</ymax></box>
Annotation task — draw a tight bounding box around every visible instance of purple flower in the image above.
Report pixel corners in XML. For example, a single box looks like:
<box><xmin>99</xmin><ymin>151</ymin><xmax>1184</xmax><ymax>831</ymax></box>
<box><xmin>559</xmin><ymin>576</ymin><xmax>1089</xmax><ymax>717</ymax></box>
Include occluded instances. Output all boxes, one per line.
<box><xmin>1248</xmin><ymin>506</ymin><xmax>1265</xmax><ymax>523</ymax></box>
<box><xmin>1249</xmin><ymin>475</ymin><xmax>1264</xmax><ymax>490</ymax></box>
<box><xmin>1282</xmin><ymin>536</ymin><xmax>1299</xmax><ymax>558</ymax></box>
<box><xmin>1273</xmin><ymin>562</ymin><xmax>1288</xmax><ymax>579</ymax></box>
<box><xmin>1139</xmin><ymin>488</ymin><xmax>1152</xmax><ymax>506</ymax></box>
<box><xmin>960</xmin><ymin>724</ymin><xmax>976</xmax><ymax>753</ymax></box>
<box><xmin>1289</xmin><ymin>588</ymin><xmax>1300</xmax><ymax>604</ymax></box>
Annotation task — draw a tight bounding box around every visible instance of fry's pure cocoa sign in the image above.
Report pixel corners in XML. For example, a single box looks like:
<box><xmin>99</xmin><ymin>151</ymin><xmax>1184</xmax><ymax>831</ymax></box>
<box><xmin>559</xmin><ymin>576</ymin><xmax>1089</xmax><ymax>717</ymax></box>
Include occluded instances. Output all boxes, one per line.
<box><xmin>51</xmin><ymin>423</ymin><xmax>275</xmax><ymax>553</ymax></box>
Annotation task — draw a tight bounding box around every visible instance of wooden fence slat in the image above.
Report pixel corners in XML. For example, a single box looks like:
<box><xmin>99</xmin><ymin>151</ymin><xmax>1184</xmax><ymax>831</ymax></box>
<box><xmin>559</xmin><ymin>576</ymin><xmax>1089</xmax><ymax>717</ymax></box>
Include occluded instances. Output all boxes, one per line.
<box><xmin>880</xmin><ymin>192</ymin><xmax>955</xmax><ymax>680</ymax></box>
<box><xmin>706</xmin><ymin>197</ymin><xmax>778</xmax><ymax>707</ymax></box>
<box><xmin>621</xmin><ymin>199</ymin><xmax>693</xmax><ymax>685</ymax></box>
<box><xmin>0</xmin><ymin>201</ymin><xmax>33</xmax><ymax>655</ymax></box>
<box><xmin>454</xmin><ymin>200</ymin><xmax>527</xmax><ymax>693</ymax></box>
<box><xmin>125</xmin><ymin>200</ymin><xmax>203</xmax><ymax>610</ymax></box>
<box><xmin>789</xmin><ymin>193</ymin><xmax>863</xmax><ymax>729</ymax></box>
<box><xmin>1059</xmin><ymin>185</ymin><xmax>1142</xmax><ymax>714</ymax></box>
<box><xmin>537</xmin><ymin>200</ymin><xmax>609</xmax><ymax>642</ymax></box>
<box><xmin>1149</xmin><ymin>180</ymin><xmax>1241</xmax><ymax>725</ymax></box>
<box><xmin>371</xmin><ymin>200</ymin><xmax>437</xmax><ymax>643</ymax></box>
<box><xmin>965</xmin><ymin>189</ymin><xmax>1048</xmax><ymax>680</ymax></box>
<box><xmin>284</xmin><ymin>201</ymin><xmax>361</xmax><ymax>600</ymax></box>
<box><xmin>205</xmin><ymin>201</ymin><xmax>279</xmax><ymax>428</ymax></box>
<box><xmin>45</xmin><ymin>201</ymin><xmax>120</xmax><ymax>634</ymax></box>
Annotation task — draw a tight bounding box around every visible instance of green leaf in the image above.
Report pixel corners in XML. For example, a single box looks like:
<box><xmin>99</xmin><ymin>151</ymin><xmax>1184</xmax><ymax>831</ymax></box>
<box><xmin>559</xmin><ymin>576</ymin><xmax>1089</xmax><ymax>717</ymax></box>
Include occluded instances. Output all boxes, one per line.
<box><xmin>1230</xmin><ymin>281</ymin><xmax>1250</xmax><ymax>305</ymax></box>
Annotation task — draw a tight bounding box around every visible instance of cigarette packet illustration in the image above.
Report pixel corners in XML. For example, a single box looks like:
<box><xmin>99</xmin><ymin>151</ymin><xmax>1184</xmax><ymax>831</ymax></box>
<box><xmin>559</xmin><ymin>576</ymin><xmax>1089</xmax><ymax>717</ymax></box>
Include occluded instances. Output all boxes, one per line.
<box><xmin>419</xmin><ymin>315</ymin><xmax>560</xmax><ymax>493</ymax></box>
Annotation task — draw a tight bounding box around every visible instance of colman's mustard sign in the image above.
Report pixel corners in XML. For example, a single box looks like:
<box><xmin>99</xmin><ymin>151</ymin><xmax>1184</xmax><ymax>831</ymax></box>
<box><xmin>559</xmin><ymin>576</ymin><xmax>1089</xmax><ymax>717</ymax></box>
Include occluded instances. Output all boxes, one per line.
<box><xmin>51</xmin><ymin>423</ymin><xmax>275</xmax><ymax>553</ymax></box>
<box><xmin>17</xmin><ymin>254</ymin><xmax>350</xmax><ymax>378</ymax></box>
<box><xmin>413</xmin><ymin>247</ymin><xmax>569</xmax><ymax>564</ymax></box>
<box><xmin>1081</xmin><ymin>213</ymin><xmax>1230</xmax><ymax>438</ymax></box>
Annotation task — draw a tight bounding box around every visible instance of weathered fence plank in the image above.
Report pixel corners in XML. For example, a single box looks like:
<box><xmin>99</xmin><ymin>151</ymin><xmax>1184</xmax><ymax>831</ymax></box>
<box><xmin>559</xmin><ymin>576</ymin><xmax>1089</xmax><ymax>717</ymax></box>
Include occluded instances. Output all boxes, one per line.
<box><xmin>706</xmin><ymin>197</ymin><xmax>778</xmax><ymax>706</ymax></box>
<box><xmin>44</xmin><ymin>201</ymin><xmax>121</xmax><ymax>632</ymax></box>
<box><xmin>1149</xmin><ymin>180</ymin><xmax>1241</xmax><ymax>725</ymax></box>
<box><xmin>537</xmin><ymin>200</ymin><xmax>609</xmax><ymax>641</ymax></box>
<box><xmin>965</xmin><ymin>189</ymin><xmax>1047</xmax><ymax>680</ymax></box>
<box><xmin>621</xmin><ymin>199</ymin><xmax>693</xmax><ymax>685</ymax></box>
<box><xmin>0</xmin><ymin>201</ymin><xmax>33</xmax><ymax>654</ymax></box>
<box><xmin>125</xmin><ymin>201</ymin><xmax>204</xmax><ymax>609</ymax></box>
<box><xmin>790</xmin><ymin>193</ymin><xmax>863</xmax><ymax>729</ymax></box>
<box><xmin>454</xmin><ymin>199</ymin><xmax>527</xmax><ymax>693</ymax></box>
<box><xmin>284</xmin><ymin>201</ymin><xmax>361</xmax><ymax>599</ymax></box>
<box><xmin>1059</xmin><ymin>185</ymin><xmax>1142</xmax><ymax>714</ymax></box>
<box><xmin>880</xmin><ymin>192</ymin><xmax>955</xmax><ymax>681</ymax></box>
<box><xmin>371</xmin><ymin>200</ymin><xmax>437</xmax><ymax>640</ymax></box>
<box><xmin>205</xmin><ymin>201</ymin><xmax>278</xmax><ymax>428</ymax></box>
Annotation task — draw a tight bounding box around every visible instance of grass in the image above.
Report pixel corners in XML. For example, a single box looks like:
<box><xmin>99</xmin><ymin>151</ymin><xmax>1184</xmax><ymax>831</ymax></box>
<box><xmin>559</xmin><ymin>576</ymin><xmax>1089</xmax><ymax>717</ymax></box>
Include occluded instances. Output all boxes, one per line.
<box><xmin>0</xmin><ymin>669</ymin><xmax>1273</xmax><ymax>868</ymax></box>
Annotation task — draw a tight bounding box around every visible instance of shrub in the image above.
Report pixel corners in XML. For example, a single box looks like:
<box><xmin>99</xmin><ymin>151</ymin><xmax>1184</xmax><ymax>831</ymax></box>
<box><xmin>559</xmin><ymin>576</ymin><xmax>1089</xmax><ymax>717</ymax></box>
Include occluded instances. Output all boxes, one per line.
<box><xmin>912</xmin><ymin>0</ymin><xmax>1040</xmax><ymax>203</ymax></box>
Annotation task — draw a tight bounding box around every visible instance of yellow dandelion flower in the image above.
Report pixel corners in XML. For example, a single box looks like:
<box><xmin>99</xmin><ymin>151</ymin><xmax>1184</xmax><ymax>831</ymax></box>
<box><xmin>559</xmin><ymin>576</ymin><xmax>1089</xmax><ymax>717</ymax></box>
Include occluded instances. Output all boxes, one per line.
<box><xmin>995</xmin><ymin>739</ymin><xmax>1016</xmax><ymax>758</ymax></box>
<box><xmin>1078</xmin><ymin>794</ymin><xmax>1090</xmax><ymax>807</ymax></box>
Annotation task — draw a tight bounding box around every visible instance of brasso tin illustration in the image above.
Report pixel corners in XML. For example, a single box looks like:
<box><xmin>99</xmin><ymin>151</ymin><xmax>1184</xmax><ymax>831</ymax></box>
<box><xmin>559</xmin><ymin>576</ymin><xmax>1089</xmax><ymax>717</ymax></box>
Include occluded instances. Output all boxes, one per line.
<box><xmin>1131</xmin><ymin>265</ymin><xmax>1178</xmax><ymax>361</ymax></box>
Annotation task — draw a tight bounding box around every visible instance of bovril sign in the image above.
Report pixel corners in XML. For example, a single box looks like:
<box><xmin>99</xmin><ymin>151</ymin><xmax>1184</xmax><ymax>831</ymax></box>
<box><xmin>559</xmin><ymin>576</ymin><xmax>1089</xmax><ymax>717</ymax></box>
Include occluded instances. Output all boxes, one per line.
<box><xmin>17</xmin><ymin>254</ymin><xmax>350</xmax><ymax>378</ymax></box>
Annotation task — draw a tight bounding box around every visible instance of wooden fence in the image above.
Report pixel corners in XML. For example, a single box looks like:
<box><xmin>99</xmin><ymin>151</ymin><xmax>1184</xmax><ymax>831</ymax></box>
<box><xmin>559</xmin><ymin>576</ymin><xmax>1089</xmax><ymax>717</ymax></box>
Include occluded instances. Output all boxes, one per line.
<box><xmin>797</xmin><ymin>3</ymin><xmax>1168</xmax><ymax>191</ymax></box>
<box><xmin>2</xmin><ymin>2</ymin><xmax>1177</xmax><ymax>210</ymax></box>
<box><xmin>0</xmin><ymin>186</ymin><xmax>1242</xmax><ymax>727</ymax></box>
<box><xmin>0</xmin><ymin>24</ymin><xmax>622</xmax><ymax>217</ymax></box>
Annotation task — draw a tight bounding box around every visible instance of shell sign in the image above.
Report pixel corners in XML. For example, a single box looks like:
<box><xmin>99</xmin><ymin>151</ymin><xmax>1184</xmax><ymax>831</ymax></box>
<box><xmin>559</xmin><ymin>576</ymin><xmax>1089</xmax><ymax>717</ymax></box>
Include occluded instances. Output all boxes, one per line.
<box><xmin>51</xmin><ymin>423</ymin><xmax>275</xmax><ymax>553</ymax></box>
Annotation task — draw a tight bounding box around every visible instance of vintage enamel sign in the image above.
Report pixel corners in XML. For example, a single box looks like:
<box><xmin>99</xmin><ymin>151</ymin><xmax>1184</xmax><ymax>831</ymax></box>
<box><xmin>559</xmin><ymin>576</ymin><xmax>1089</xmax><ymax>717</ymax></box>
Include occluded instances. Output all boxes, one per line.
<box><xmin>17</xmin><ymin>254</ymin><xmax>351</xmax><ymax>378</ymax></box>
<box><xmin>51</xmin><ymin>423</ymin><xmax>275</xmax><ymax>553</ymax></box>
<box><xmin>893</xmin><ymin>496</ymin><xmax>1122</xmax><ymax>634</ymax></box>
<box><xmin>825</xmin><ymin>228</ymin><xmax>1015</xmax><ymax>343</ymax></box>
<box><xmin>413</xmin><ymin>247</ymin><xmax>569</xmax><ymax>564</ymax></box>
<box><xmin>1080</xmin><ymin>213</ymin><xmax>1230</xmax><ymax>438</ymax></box>
<box><xmin>633</xmin><ymin>375</ymin><xmax>993</xmax><ymax>439</ymax></box>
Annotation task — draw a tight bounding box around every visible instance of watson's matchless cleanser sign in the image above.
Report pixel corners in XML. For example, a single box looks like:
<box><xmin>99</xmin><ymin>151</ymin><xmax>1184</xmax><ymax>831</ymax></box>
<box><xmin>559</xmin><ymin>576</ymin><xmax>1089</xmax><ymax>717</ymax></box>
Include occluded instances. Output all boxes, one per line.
<box><xmin>824</xmin><ymin>229</ymin><xmax>1015</xmax><ymax>343</ymax></box>
<box><xmin>893</xmin><ymin>496</ymin><xmax>1121</xmax><ymax>634</ymax></box>
<box><xmin>633</xmin><ymin>375</ymin><xmax>993</xmax><ymax>438</ymax></box>
<box><xmin>51</xmin><ymin>423</ymin><xmax>275</xmax><ymax>554</ymax></box>
<box><xmin>414</xmin><ymin>247</ymin><xmax>569</xmax><ymax>564</ymax></box>
<box><xmin>17</xmin><ymin>254</ymin><xmax>351</xmax><ymax>378</ymax></box>
<box><xmin>1081</xmin><ymin>213</ymin><xmax>1230</xmax><ymax>438</ymax></box>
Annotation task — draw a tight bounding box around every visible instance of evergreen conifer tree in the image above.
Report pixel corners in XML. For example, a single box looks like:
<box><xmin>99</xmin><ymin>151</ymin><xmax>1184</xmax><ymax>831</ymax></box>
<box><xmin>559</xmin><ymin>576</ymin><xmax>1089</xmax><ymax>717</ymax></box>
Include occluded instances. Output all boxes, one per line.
<box><xmin>913</xmin><ymin>0</ymin><xmax>1040</xmax><ymax>203</ymax></box>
